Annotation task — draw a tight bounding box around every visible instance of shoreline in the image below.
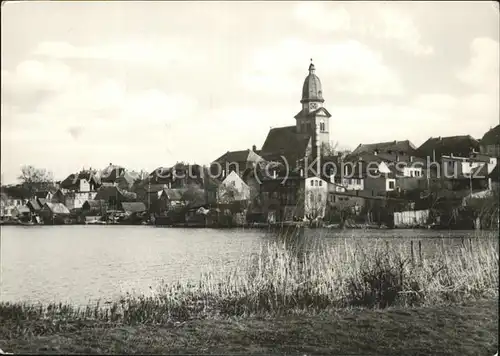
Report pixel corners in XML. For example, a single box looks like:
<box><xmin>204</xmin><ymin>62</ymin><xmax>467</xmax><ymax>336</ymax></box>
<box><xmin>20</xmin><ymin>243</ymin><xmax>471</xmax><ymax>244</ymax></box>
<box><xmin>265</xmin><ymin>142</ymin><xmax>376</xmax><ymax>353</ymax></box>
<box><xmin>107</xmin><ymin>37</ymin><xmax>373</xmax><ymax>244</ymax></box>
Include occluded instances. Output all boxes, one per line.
<box><xmin>1</xmin><ymin>220</ymin><xmax>494</xmax><ymax>231</ymax></box>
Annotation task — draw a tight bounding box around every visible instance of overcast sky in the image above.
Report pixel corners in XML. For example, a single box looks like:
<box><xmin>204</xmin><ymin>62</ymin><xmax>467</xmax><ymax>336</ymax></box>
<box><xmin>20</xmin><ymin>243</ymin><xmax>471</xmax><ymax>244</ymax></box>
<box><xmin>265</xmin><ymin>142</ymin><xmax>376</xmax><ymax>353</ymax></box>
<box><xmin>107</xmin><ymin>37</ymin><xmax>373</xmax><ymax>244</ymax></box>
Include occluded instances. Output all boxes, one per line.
<box><xmin>1</xmin><ymin>1</ymin><xmax>499</xmax><ymax>184</ymax></box>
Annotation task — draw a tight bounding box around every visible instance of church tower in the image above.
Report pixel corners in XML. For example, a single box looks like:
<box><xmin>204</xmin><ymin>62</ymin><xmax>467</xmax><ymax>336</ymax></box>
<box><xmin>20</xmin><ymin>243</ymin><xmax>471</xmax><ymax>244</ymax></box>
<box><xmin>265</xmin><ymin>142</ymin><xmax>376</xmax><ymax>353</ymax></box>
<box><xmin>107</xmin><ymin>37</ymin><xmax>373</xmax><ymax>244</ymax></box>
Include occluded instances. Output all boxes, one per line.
<box><xmin>294</xmin><ymin>61</ymin><xmax>332</xmax><ymax>158</ymax></box>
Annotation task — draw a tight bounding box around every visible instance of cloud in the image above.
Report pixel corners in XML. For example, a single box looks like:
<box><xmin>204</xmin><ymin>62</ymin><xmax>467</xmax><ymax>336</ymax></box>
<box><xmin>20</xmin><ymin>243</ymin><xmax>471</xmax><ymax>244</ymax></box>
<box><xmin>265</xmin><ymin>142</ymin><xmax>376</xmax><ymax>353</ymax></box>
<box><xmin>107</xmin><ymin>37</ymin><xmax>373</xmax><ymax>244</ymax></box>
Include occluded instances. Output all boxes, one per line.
<box><xmin>33</xmin><ymin>40</ymin><xmax>204</xmax><ymax>68</ymax></box>
<box><xmin>456</xmin><ymin>37</ymin><xmax>499</xmax><ymax>91</ymax></box>
<box><xmin>1</xmin><ymin>57</ymin><xmax>198</xmax><ymax>147</ymax></box>
<box><xmin>412</xmin><ymin>94</ymin><xmax>460</xmax><ymax>111</ymax></box>
<box><xmin>293</xmin><ymin>3</ymin><xmax>351</xmax><ymax>32</ymax></box>
<box><xmin>241</xmin><ymin>39</ymin><xmax>403</xmax><ymax>96</ymax></box>
<box><xmin>1</xmin><ymin>60</ymin><xmax>79</xmax><ymax>111</ymax></box>
<box><xmin>293</xmin><ymin>2</ymin><xmax>433</xmax><ymax>56</ymax></box>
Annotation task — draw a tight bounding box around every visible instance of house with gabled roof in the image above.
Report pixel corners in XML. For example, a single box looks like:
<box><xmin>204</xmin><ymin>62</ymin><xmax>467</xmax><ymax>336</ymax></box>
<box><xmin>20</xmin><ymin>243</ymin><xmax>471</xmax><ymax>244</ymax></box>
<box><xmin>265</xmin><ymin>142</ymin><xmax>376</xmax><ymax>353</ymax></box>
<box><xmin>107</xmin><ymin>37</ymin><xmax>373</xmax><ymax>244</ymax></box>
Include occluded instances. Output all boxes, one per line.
<box><xmin>211</xmin><ymin>146</ymin><xmax>264</xmax><ymax>179</ymax></box>
<box><xmin>352</xmin><ymin>140</ymin><xmax>418</xmax><ymax>157</ymax></box>
<box><xmin>342</xmin><ymin>153</ymin><xmax>398</xmax><ymax>196</ymax></box>
<box><xmin>148</xmin><ymin>163</ymin><xmax>205</xmax><ymax>188</ymax></box>
<box><xmin>0</xmin><ymin>185</ymin><xmax>31</xmax><ymax>218</ymax></box>
<box><xmin>100</xmin><ymin>163</ymin><xmax>126</xmax><ymax>184</ymax></box>
<box><xmin>218</xmin><ymin>171</ymin><xmax>251</xmax><ymax>203</ymax></box>
<box><xmin>115</xmin><ymin>170</ymin><xmax>142</xmax><ymax>191</ymax></box>
<box><xmin>94</xmin><ymin>185</ymin><xmax>137</xmax><ymax>211</ymax></box>
<box><xmin>417</xmin><ymin>135</ymin><xmax>480</xmax><ymax>161</ymax></box>
<box><xmin>60</xmin><ymin>169</ymin><xmax>101</xmax><ymax>192</ymax></box>
<box><xmin>26</xmin><ymin>199</ymin><xmax>42</xmax><ymax>214</ymax></box>
<box><xmin>479</xmin><ymin>124</ymin><xmax>500</xmax><ymax>157</ymax></box>
<box><xmin>40</xmin><ymin>202</ymin><xmax>71</xmax><ymax>224</ymax></box>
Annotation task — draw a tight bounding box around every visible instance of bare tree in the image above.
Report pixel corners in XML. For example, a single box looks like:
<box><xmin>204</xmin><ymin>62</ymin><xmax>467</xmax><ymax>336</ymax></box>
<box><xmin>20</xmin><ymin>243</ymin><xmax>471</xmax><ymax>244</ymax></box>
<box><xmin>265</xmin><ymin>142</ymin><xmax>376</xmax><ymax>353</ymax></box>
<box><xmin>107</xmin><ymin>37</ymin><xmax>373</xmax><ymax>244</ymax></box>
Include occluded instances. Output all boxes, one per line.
<box><xmin>321</xmin><ymin>141</ymin><xmax>351</xmax><ymax>157</ymax></box>
<box><xmin>17</xmin><ymin>165</ymin><xmax>55</xmax><ymax>196</ymax></box>
<box><xmin>321</xmin><ymin>141</ymin><xmax>339</xmax><ymax>156</ymax></box>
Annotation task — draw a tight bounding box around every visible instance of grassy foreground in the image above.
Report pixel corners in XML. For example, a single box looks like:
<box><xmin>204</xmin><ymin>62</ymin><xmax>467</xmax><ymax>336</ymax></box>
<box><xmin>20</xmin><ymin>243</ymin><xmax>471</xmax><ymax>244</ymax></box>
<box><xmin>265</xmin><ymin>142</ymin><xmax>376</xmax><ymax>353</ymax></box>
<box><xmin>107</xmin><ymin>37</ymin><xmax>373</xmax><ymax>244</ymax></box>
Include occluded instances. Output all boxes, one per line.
<box><xmin>0</xmin><ymin>301</ymin><xmax>497</xmax><ymax>355</ymax></box>
<box><xmin>1</xmin><ymin>233</ymin><xmax>498</xmax><ymax>354</ymax></box>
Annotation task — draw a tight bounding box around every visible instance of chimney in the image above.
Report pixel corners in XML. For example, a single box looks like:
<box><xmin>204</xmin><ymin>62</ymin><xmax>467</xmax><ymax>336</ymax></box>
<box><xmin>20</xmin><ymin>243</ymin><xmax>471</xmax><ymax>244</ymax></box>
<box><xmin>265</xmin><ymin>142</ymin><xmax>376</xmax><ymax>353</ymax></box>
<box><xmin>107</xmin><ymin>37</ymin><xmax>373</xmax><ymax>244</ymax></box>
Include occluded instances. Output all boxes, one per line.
<box><xmin>450</xmin><ymin>153</ymin><xmax>454</xmax><ymax>158</ymax></box>
<box><xmin>252</xmin><ymin>145</ymin><xmax>257</xmax><ymax>152</ymax></box>
<box><xmin>109</xmin><ymin>163</ymin><xmax>112</xmax><ymax>166</ymax></box>
<box><xmin>433</xmin><ymin>149</ymin><xmax>436</xmax><ymax>162</ymax></box>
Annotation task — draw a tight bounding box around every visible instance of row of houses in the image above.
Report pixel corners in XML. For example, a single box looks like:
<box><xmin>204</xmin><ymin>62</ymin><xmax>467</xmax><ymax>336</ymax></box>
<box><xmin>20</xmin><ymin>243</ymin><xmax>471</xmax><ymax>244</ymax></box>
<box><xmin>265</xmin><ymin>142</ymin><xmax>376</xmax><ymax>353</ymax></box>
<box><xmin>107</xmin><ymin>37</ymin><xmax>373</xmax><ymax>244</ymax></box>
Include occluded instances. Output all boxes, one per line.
<box><xmin>1</xmin><ymin>125</ymin><xmax>498</xmax><ymax>227</ymax></box>
<box><xmin>1</xmin><ymin>63</ymin><xmax>498</xmax><ymax>227</ymax></box>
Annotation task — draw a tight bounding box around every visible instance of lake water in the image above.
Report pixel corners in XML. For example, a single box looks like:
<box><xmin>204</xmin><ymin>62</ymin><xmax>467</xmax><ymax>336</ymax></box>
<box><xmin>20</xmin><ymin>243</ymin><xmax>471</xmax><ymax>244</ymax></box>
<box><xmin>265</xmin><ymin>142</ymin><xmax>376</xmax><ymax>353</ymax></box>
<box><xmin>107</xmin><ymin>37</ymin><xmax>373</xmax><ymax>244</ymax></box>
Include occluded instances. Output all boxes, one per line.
<box><xmin>0</xmin><ymin>226</ymin><xmax>495</xmax><ymax>305</ymax></box>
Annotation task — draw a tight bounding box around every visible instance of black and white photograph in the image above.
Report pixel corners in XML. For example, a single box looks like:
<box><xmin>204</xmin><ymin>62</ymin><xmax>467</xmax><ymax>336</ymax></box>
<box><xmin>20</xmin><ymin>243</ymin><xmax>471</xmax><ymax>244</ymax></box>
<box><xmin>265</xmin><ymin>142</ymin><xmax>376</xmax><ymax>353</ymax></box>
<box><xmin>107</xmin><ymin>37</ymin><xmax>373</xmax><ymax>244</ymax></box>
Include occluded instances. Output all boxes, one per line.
<box><xmin>0</xmin><ymin>1</ymin><xmax>498</xmax><ymax>354</ymax></box>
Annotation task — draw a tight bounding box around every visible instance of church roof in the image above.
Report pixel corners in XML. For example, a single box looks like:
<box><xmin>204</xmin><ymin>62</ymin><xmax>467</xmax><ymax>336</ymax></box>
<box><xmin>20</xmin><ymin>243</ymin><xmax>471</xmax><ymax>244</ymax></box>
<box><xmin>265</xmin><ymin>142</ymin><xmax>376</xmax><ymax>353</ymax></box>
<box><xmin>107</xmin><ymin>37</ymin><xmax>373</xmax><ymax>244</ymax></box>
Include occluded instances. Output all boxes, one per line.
<box><xmin>260</xmin><ymin>126</ymin><xmax>311</xmax><ymax>162</ymax></box>
<box><xmin>301</xmin><ymin>62</ymin><xmax>324</xmax><ymax>103</ymax></box>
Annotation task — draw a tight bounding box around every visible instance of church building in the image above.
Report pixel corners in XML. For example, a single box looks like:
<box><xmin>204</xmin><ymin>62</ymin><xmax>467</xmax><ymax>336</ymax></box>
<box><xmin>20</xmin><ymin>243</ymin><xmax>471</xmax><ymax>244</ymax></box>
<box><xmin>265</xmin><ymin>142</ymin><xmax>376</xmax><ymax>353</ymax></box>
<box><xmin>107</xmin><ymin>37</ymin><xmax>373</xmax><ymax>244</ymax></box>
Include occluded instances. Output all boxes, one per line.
<box><xmin>259</xmin><ymin>61</ymin><xmax>332</xmax><ymax>165</ymax></box>
<box><xmin>212</xmin><ymin>61</ymin><xmax>333</xmax><ymax>180</ymax></box>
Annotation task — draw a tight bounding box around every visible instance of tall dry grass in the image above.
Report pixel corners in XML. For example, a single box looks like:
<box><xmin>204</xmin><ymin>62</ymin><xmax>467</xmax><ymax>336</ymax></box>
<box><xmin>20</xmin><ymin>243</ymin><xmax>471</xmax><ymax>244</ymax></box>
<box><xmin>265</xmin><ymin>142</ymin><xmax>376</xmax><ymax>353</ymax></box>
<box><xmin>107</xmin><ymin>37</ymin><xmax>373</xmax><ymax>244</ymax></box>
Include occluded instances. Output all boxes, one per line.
<box><xmin>1</xmin><ymin>232</ymin><xmax>498</xmax><ymax>328</ymax></box>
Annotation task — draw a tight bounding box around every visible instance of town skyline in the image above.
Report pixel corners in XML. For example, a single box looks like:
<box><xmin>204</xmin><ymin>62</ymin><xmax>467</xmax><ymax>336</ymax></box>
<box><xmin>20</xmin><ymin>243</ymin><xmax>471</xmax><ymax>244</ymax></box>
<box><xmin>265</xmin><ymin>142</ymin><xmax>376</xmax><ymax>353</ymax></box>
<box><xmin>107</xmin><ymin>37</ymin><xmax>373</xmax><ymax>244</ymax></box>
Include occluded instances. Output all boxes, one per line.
<box><xmin>2</xmin><ymin>1</ymin><xmax>499</xmax><ymax>184</ymax></box>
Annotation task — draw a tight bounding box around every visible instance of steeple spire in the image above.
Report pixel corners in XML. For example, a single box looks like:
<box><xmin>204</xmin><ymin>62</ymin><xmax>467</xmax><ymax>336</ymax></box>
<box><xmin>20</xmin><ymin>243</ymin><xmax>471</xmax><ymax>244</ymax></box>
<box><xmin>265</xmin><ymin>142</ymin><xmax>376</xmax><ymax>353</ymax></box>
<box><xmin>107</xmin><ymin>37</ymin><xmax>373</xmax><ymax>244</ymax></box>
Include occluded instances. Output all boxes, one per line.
<box><xmin>308</xmin><ymin>58</ymin><xmax>315</xmax><ymax>74</ymax></box>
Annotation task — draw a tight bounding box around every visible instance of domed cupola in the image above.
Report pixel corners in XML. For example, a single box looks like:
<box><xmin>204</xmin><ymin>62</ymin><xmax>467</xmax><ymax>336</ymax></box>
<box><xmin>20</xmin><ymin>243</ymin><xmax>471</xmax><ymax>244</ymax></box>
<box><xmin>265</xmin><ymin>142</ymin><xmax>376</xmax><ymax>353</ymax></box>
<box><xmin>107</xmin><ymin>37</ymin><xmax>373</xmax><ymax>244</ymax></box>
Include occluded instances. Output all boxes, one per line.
<box><xmin>301</xmin><ymin>61</ymin><xmax>324</xmax><ymax>104</ymax></box>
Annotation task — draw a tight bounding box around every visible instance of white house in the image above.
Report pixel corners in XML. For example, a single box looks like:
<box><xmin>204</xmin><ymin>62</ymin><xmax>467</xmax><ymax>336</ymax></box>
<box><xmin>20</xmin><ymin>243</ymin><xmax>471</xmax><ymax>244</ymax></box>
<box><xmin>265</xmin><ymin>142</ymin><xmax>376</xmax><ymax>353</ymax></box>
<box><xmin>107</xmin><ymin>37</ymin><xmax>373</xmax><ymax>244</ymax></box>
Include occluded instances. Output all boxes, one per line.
<box><xmin>304</xmin><ymin>176</ymin><xmax>328</xmax><ymax>219</ymax></box>
<box><xmin>441</xmin><ymin>153</ymin><xmax>497</xmax><ymax>178</ymax></box>
<box><xmin>218</xmin><ymin>171</ymin><xmax>250</xmax><ymax>203</ymax></box>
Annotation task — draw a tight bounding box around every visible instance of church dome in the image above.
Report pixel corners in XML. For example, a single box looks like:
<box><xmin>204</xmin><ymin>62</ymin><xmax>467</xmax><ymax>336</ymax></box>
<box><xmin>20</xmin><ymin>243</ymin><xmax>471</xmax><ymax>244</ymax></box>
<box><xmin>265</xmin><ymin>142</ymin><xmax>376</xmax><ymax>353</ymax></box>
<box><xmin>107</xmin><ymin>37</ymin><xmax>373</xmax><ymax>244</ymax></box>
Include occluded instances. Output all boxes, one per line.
<box><xmin>301</xmin><ymin>62</ymin><xmax>324</xmax><ymax>103</ymax></box>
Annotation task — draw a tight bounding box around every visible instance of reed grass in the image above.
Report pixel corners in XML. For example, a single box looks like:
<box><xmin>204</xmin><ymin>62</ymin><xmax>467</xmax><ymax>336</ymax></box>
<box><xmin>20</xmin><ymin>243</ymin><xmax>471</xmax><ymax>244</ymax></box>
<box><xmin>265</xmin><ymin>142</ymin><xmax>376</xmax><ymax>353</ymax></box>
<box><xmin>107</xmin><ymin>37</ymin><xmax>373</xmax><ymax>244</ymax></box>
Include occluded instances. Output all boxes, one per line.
<box><xmin>1</xmin><ymin>232</ymin><xmax>498</xmax><ymax>331</ymax></box>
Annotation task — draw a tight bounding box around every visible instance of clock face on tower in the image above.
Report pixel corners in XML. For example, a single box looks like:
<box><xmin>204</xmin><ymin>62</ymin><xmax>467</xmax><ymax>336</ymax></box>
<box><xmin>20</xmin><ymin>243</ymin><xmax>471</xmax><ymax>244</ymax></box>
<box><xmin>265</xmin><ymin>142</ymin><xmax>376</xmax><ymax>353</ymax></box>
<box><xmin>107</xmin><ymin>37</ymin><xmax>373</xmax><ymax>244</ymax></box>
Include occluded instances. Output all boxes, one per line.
<box><xmin>309</xmin><ymin>102</ymin><xmax>318</xmax><ymax>111</ymax></box>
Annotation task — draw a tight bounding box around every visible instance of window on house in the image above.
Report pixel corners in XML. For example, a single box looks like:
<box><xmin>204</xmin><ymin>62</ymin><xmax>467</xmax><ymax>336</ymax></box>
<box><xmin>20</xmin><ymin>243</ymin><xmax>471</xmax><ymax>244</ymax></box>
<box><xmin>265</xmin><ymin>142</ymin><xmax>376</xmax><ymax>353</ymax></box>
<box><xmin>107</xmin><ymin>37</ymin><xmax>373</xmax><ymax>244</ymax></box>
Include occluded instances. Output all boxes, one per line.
<box><xmin>319</xmin><ymin>181</ymin><xmax>323</xmax><ymax>186</ymax></box>
<box><xmin>388</xmin><ymin>181</ymin><xmax>395</xmax><ymax>189</ymax></box>
<box><xmin>320</xmin><ymin>121</ymin><xmax>325</xmax><ymax>132</ymax></box>
<box><xmin>310</xmin><ymin>180</ymin><xmax>314</xmax><ymax>186</ymax></box>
